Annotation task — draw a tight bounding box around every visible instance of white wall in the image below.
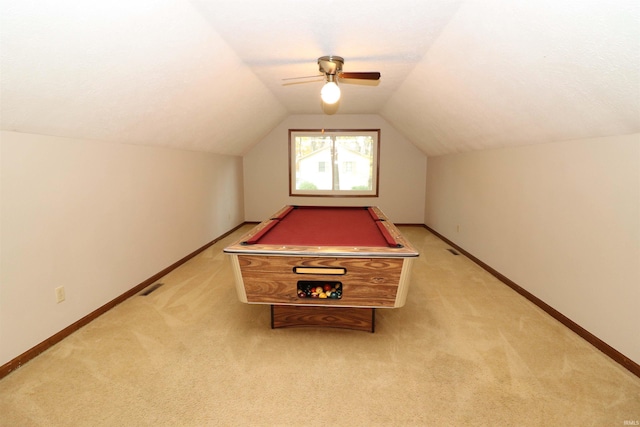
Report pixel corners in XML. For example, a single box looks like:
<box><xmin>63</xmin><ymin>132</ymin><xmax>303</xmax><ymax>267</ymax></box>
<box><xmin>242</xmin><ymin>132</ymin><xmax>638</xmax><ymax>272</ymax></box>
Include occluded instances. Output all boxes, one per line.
<box><xmin>0</xmin><ymin>131</ymin><xmax>244</xmax><ymax>365</ymax></box>
<box><xmin>243</xmin><ymin>115</ymin><xmax>427</xmax><ymax>223</ymax></box>
<box><xmin>424</xmin><ymin>133</ymin><xmax>640</xmax><ymax>364</ymax></box>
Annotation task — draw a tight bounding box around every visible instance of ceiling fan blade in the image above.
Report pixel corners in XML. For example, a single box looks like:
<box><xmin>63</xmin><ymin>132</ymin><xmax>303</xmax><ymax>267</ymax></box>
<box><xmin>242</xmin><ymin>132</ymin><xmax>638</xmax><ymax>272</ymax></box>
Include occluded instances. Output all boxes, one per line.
<box><xmin>282</xmin><ymin>74</ymin><xmax>324</xmax><ymax>81</ymax></box>
<box><xmin>282</xmin><ymin>78</ymin><xmax>324</xmax><ymax>86</ymax></box>
<box><xmin>338</xmin><ymin>72</ymin><xmax>381</xmax><ymax>80</ymax></box>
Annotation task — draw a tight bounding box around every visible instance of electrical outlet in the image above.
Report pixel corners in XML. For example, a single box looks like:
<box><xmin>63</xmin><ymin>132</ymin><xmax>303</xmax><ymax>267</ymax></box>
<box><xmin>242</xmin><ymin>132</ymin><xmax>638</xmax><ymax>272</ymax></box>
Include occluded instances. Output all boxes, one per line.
<box><xmin>55</xmin><ymin>286</ymin><xmax>65</xmax><ymax>303</ymax></box>
<box><xmin>456</xmin><ymin>225</ymin><xmax>460</xmax><ymax>233</ymax></box>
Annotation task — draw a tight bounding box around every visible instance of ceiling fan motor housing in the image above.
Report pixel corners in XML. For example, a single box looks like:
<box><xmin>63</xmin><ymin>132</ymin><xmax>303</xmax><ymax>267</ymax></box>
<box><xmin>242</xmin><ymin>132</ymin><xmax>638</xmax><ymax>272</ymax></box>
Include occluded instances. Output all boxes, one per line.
<box><xmin>318</xmin><ymin>56</ymin><xmax>344</xmax><ymax>76</ymax></box>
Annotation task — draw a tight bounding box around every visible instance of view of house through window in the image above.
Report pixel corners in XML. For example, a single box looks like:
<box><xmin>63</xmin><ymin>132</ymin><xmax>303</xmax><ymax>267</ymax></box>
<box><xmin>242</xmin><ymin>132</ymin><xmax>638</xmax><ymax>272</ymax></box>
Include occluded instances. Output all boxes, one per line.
<box><xmin>289</xmin><ymin>129</ymin><xmax>380</xmax><ymax>196</ymax></box>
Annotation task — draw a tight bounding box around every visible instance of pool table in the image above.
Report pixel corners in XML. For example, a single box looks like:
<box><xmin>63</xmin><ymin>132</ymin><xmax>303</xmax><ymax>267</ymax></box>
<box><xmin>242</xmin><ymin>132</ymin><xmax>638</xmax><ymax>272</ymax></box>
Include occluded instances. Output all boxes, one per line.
<box><xmin>223</xmin><ymin>205</ymin><xmax>419</xmax><ymax>331</ymax></box>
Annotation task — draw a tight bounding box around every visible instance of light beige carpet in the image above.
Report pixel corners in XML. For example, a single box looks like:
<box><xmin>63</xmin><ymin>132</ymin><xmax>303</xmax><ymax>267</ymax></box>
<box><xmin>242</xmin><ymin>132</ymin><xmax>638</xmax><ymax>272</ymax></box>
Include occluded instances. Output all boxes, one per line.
<box><xmin>1</xmin><ymin>226</ymin><xmax>638</xmax><ymax>426</ymax></box>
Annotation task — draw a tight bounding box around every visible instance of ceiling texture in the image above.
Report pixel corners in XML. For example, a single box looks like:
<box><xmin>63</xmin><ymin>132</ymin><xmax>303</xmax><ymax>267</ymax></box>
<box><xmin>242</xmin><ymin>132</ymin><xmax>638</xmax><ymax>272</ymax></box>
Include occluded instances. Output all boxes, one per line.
<box><xmin>1</xmin><ymin>0</ymin><xmax>639</xmax><ymax>156</ymax></box>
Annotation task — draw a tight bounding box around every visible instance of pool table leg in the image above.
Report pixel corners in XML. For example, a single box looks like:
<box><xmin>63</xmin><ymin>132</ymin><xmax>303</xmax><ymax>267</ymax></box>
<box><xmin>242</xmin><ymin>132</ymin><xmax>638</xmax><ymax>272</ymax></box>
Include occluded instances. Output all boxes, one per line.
<box><xmin>270</xmin><ymin>305</ymin><xmax>375</xmax><ymax>333</ymax></box>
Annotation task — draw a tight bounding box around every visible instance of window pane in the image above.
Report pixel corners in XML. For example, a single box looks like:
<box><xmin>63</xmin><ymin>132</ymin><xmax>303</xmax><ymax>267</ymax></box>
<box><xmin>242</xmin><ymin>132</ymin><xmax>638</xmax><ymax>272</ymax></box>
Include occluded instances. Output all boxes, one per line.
<box><xmin>295</xmin><ymin>136</ymin><xmax>332</xmax><ymax>190</ymax></box>
<box><xmin>335</xmin><ymin>136</ymin><xmax>374</xmax><ymax>191</ymax></box>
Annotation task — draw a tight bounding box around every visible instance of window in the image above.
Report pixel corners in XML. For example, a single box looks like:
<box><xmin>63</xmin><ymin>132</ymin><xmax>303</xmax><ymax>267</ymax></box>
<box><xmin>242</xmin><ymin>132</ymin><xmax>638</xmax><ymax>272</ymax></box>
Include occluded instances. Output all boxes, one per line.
<box><xmin>343</xmin><ymin>161</ymin><xmax>355</xmax><ymax>173</ymax></box>
<box><xmin>289</xmin><ymin>129</ymin><xmax>380</xmax><ymax>197</ymax></box>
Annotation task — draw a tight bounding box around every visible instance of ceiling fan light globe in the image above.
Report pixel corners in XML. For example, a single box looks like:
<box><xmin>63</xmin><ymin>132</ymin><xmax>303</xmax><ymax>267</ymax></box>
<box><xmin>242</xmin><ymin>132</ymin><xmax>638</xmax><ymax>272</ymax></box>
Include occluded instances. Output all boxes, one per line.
<box><xmin>321</xmin><ymin>82</ymin><xmax>341</xmax><ymax>104</ymax></box>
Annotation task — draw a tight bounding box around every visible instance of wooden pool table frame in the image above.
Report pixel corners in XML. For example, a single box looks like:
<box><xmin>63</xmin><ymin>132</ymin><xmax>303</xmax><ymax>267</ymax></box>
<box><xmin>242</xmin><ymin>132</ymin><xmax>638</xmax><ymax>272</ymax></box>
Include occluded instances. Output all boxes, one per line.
<box><xmin>224</xmin><ymin>205</ymin><xmax>419</xmax><ymax>332</ymax></box>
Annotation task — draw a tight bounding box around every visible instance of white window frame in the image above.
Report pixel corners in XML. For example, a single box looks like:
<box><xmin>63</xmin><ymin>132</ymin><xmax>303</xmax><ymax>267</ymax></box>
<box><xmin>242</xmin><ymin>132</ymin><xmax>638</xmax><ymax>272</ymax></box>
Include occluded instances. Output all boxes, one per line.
<box><xmin>288</xmin><ymin>129</ymin><xmax>380</xmax><ymax>197</ymax></box>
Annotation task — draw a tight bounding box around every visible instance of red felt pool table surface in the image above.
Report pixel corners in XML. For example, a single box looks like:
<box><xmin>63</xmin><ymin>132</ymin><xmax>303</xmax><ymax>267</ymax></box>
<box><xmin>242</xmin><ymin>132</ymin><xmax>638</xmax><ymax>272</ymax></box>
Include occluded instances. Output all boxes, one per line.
<box><xmin>225</xmin><ymin>205</ymin><xmax>417</xmax><ymax>258</ymax></box>
<box><xmin>244</xmin><ymin>205</ymin><xmax>398</xmax><ymax>248</ymax></box>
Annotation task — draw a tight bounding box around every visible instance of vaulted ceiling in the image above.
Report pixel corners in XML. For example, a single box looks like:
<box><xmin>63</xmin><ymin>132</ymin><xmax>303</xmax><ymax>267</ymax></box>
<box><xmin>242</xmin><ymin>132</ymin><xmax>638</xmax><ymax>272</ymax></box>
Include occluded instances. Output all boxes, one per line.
<box><xmin>1</xmin><ymin>1</ymin><xmax>638</xmax><ymax>156</ymax></box>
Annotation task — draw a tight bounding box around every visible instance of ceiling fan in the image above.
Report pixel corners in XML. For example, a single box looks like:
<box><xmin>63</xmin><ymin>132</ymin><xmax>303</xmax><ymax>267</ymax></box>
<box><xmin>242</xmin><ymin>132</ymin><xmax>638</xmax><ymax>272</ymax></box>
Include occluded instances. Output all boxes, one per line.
<box><xmin>285</xmin><ymin>56</ymin><xmax>381</xmax><ymax>104</ymax></box>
